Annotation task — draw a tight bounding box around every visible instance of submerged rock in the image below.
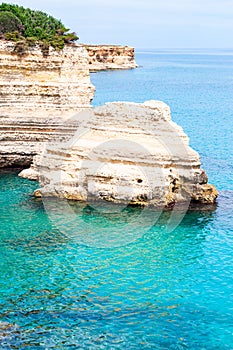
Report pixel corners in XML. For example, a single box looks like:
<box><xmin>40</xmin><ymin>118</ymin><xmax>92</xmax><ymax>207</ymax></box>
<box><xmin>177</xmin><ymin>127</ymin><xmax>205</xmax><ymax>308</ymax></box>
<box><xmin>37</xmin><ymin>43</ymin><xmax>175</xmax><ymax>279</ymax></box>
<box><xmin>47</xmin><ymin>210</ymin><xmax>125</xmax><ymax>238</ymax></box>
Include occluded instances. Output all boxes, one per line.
<box><xmin>22</xmin><ymin>101</ymin><xmax>218</xmax><ymax>208</ymax></box>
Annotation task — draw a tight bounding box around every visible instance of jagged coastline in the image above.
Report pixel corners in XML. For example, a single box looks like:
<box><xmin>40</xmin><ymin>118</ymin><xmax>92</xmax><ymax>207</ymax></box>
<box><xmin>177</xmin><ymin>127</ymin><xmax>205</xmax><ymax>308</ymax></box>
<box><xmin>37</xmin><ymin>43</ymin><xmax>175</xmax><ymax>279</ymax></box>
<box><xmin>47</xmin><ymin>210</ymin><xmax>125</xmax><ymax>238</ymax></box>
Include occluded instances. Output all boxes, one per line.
<box><xmin>85</xmin><ymin>45</ymin><xmax>138</xmax><ymax>72</ymax></box>
<box><xmin>0</xmin><ymin>38</ymin><xmax>138</xmax><ymax>168</ymax></box>
<box><xmin>0</xmin><ymin>39</ymin><xmax>217</xmax><ymax>207</ymax></box>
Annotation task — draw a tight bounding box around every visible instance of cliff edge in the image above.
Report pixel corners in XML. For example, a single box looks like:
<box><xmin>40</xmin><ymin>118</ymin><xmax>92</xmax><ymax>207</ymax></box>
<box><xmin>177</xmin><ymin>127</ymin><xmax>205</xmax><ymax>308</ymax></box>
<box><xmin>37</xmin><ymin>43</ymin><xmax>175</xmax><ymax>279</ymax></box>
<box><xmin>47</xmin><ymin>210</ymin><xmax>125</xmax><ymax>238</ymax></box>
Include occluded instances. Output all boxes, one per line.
<box><xmin>86</xmin><ymin>45</ymin><xmax>138</xmax><ymax>72</ymax></box>
<box><xmin>21</xmin><ymin>101</ymin><xmax>218</xmax><ymax>208</ymax></box>
<box><xmin>0</xmin><ymin>40</ymin><xmax>95</xmax><ymax>167</ymax></box>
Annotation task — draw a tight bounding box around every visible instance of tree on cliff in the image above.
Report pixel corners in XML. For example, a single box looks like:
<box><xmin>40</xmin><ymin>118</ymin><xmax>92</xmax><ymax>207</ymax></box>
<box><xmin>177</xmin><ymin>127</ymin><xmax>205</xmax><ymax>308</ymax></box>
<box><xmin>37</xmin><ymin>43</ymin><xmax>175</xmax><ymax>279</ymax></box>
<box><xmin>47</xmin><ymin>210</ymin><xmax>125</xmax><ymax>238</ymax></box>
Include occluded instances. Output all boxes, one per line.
<box><xmin>0</xmin><ymin>3</ymin><xmax>79</xmax><ymax>56</ymax></box>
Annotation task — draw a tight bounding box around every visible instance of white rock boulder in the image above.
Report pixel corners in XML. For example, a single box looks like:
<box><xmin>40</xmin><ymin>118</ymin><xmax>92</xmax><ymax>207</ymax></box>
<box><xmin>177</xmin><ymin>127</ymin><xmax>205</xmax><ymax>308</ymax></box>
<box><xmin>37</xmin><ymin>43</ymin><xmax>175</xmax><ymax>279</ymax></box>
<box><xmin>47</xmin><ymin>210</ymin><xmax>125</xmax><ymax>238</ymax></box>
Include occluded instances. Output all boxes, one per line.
<box><xmin>22</xmin><ymin>101</ymin><xmax>218</xmax><ymax>208</ymax></box>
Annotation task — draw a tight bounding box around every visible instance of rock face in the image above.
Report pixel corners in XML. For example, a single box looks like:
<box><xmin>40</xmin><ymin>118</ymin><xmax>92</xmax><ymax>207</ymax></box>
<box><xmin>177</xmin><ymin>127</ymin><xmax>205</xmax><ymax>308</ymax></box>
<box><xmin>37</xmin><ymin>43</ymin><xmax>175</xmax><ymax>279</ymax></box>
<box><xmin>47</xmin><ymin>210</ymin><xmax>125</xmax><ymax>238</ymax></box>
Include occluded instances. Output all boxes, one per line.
<box><xmin>0</xmin><ymin>40</ymin><xmax>95</xmax><ymax>167</ymax></box>
<box><xmin>23</xmin><ymin>101</ymin><xmax>218</xmax><ymax>207</ymax></box>
<box><xmin>86</xmin><ymin>45</ymin><xmax>138</xmax><ymax>72</ymax></box>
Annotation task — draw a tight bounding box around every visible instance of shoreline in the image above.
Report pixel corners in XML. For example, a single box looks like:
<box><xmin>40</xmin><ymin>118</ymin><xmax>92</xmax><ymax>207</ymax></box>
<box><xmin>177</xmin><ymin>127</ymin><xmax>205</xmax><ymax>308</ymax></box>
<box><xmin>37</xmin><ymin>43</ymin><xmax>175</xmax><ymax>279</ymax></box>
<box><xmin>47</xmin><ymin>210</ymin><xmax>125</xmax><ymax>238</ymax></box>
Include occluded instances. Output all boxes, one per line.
<box><xmin>0</xmin><ymin>167</ymin><xmax>219</xmax><ymax>212</ymax></box>
<box><xmin>85</xmin><ymin>44</ymin><xmax>138</xmax><ymax>71</ymax></box>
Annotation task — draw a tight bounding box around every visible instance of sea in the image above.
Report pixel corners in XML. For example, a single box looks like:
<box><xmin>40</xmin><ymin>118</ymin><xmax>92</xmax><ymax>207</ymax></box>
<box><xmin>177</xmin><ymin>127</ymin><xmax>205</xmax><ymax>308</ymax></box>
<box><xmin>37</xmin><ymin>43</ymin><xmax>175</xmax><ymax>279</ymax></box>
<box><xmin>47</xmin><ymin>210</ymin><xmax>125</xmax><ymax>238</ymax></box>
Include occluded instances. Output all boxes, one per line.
<box><xmin>0</xmin><ymin>49</ymin><xmax>233</xmax><ymax>349</ymax></box>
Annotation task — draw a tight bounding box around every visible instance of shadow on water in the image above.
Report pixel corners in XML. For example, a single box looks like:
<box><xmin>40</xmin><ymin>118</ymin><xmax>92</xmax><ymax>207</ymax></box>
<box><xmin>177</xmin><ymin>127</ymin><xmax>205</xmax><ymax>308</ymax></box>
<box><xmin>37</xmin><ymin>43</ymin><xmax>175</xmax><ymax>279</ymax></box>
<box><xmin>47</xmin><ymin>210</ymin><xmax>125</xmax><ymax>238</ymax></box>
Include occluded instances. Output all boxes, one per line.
<box><xmin>0</xmin><ymin>168</ymin><xmax>218</xmax><ymax>251</ymax></box>
<box><xmin>0</xmin><ymin>170</ymin><xmax>219</xmax><ymax>248</ymax></box>
<box><xmin>1</xmin><ymin>196</ymin><xmax>217</xmax><ymax>250</ymax></box>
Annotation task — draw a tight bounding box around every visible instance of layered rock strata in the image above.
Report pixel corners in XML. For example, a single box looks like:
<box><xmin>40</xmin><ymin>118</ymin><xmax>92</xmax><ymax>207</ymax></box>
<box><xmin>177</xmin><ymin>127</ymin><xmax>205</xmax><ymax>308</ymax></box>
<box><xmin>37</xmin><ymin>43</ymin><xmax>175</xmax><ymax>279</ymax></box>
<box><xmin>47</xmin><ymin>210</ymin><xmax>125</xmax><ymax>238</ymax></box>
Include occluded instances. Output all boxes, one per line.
<box><xmin>0</xmin><ymin>40</ymin><xmax>95</xmax><ymax>167</ymax></box>
<box><xmin>86</xmin><ymin>45</ymin><xmax>138</xmax><ymax>72</ymax></box>
<box><xmin>22</xmin><ymin>101</ymin><xmax>218</xmax><ymax>207</ymax></box>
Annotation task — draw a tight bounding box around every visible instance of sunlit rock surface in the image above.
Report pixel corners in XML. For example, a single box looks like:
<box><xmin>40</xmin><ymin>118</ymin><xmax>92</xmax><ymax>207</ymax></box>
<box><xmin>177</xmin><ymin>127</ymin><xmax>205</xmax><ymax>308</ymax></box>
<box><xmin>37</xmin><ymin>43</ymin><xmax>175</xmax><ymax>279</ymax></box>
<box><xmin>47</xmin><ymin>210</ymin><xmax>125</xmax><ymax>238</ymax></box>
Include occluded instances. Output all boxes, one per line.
<box><xmin>22</xmin><ymin>101</ymin><xmax>218</xmax><ymax>207</ymax></box>
<box><xmin>0</xmin><ymin>40</ymin><xmax>95</xmax><ymax>167</ymax></box>
<box><xmin>86</xmin><ymin>45</ymin><xmax>138</xmax><ymax>72</ymax></box>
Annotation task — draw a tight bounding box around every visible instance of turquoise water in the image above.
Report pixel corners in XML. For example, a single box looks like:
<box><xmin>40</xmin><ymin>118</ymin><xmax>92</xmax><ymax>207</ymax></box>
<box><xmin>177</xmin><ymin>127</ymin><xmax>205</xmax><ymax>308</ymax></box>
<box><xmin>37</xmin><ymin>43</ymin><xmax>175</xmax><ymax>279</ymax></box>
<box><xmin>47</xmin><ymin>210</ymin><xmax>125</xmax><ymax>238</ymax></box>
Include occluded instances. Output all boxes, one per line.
<box><xmin>92</xmin><ymin>49</ymin><xmax>233</xmax><ymax>192</ymax></box>
<box><xmin>1</xmin><ymin>50</ymin><xmax>233</xmax><ymax>348</ymax></box>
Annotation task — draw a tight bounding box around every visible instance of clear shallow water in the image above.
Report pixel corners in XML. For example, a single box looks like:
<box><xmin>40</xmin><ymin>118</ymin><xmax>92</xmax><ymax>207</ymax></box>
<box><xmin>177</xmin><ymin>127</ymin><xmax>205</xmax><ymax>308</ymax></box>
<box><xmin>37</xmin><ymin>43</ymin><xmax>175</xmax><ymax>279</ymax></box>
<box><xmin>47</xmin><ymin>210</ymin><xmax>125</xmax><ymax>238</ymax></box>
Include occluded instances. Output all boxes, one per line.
<box><xmin>0</xmin><ymin>50</ymin><xmax>233</xmax><ymax>348</ymax></box>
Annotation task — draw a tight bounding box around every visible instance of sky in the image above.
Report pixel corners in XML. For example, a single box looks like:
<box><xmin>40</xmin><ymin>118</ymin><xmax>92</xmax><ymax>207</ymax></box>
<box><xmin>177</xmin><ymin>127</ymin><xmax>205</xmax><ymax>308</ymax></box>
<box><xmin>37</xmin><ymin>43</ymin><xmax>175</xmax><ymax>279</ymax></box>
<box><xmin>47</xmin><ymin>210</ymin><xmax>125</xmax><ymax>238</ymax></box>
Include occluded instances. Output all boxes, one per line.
<box><xmin>2</xmin><ymin>0</ymin><xmax>233</xmax><ymax>48</ymax></box>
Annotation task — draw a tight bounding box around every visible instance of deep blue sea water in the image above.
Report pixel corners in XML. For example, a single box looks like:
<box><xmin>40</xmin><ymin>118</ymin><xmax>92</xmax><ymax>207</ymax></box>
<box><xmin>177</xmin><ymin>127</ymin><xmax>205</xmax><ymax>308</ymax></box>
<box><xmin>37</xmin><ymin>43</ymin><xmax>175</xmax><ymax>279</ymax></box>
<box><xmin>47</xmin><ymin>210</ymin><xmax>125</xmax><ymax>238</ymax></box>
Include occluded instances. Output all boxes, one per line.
<box><xmin>0</xmin><ymin>50</ymin><xmax>233</xmax><ymax>349</ymax></box>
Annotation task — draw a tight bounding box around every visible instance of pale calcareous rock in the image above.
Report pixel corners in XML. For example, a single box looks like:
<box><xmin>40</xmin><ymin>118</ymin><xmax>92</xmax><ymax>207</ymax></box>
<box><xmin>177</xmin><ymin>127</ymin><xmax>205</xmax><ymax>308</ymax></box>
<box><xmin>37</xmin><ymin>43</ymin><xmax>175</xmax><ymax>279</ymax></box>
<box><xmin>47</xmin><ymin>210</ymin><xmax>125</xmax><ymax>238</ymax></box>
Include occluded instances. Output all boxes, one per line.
<box><xmin>0</xmin><ymin>40</ymin><xmax>95</xmax><ymax>167</ymax></box>
<box><xmin>86</xmin><ymin>45</ymin><xmax>138</xmax><ymax>72</ymax></box>
<box><xmin>25</xmin><ymin>101</ymin><xmax>218</xmax><ymax>207</ymax></box>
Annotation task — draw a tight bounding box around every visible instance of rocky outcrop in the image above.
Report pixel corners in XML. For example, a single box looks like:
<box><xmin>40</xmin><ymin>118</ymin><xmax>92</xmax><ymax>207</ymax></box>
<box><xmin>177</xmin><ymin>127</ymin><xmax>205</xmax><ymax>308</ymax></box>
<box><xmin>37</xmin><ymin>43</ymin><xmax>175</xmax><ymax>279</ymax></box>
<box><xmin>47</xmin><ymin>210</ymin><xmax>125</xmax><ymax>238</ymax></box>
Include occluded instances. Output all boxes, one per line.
<box><xmin>22</xmin><ymin>101</ymin><xmax>218</xmax><ymax>207</ymax></box>
<box><xmin>0</xmin><ymin>40</ymin><xmax>95</xmax><ymax>167</ymax></box>
<box><xmin>86</xmin><ymin>45</ymin><xmax>138</xmax><ymax>72</ymax></box>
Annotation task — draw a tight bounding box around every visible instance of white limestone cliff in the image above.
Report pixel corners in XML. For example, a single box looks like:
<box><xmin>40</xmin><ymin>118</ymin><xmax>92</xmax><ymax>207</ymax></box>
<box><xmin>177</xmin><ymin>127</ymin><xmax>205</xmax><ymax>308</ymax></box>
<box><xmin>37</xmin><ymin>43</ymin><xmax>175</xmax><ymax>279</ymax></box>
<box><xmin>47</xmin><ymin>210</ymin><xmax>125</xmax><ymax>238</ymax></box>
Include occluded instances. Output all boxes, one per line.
<box><xmin>22</xmin><ymin>101</ymin><xmax>218</xmax><ymax>207</ymax></box>
<box><xmin>0</xmin><ymin>40</ymin><xmax>95</xmax><ymax>167</ymax></box>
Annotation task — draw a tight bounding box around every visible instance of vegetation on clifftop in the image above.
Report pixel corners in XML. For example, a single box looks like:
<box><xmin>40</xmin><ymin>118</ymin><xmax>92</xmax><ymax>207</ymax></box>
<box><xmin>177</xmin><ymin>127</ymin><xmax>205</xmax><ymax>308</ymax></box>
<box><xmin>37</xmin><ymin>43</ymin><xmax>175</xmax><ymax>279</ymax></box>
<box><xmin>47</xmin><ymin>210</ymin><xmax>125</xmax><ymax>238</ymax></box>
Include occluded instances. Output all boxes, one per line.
<box><xmin>0</xmin><ymin>3</ymin><xmax>78</xmax><ymax>56</ymax></box>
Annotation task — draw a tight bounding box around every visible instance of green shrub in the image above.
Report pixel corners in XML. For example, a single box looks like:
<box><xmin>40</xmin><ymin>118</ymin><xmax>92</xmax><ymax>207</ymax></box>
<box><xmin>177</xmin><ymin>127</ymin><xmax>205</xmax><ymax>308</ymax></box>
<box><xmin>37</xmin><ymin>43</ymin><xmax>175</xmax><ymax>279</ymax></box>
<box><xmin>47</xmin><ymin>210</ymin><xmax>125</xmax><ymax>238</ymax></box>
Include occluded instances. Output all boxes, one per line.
<box><xmin>0</xmin><ymin>3</ymin><xmax>79</xmax><ymax>55</ymax></box>
<box><xmin>13</xmin><ymin>39</ymin><xmax>27</xmax><ymax>56</ymax></box>
<box><xmin>4</xmin><ymin>30</ymin><xmax>23</xmax><ymax>42</ymax></box>
<box><xmin>26</xmin><ymin>36</ymin><xmax>37</xmax><ymax>47</ymax></box>
<box><xmin>0</xmin><ymin>11</ymin><xmax>24</xmax><ymax>34</ymax></box>
<box><xmin>63</xmin><ymin>32</ymin><xmax>79</xmax><ymax>44</ymax></box>
<box><xmin>50</xmin><ymin>35</ymin><xmax>65</xmax><ymax>51</ymax></box>
<box><xmin>39</xmin><ymin>40</ymin><xmax>50</xmax><ymax>57</ymax></box>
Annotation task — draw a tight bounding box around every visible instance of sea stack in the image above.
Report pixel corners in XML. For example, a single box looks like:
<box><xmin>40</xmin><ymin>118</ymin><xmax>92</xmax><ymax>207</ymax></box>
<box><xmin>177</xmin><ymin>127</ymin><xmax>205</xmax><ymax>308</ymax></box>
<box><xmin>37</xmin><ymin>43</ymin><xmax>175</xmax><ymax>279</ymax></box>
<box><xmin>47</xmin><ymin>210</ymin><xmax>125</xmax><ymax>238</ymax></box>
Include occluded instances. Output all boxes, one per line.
<box><xmin>22</xmin><ymin>101</ymin><xmax>218</xmax><ymax>208</ymax></box>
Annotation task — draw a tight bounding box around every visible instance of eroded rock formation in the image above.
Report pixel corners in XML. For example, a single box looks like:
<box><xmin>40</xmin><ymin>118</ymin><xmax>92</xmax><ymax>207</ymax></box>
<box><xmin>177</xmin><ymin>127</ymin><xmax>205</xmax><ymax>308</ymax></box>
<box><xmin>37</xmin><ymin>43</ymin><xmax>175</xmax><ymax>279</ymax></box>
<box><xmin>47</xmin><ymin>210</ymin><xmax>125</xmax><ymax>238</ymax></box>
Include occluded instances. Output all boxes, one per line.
<box><xmin>21</xmin><ymin>101</ymin><xmax>218</xmax><ymax>207</ymax></box>
<box><xmin>86</xmin><ymin>45</ymin><xmax>138</xmax><ymax>72</ymax></box>
<box><xmin>0</xmin><ymin>40</ymin><xmax>95</xmax><ymax>167</ymax></box>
